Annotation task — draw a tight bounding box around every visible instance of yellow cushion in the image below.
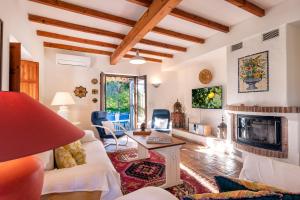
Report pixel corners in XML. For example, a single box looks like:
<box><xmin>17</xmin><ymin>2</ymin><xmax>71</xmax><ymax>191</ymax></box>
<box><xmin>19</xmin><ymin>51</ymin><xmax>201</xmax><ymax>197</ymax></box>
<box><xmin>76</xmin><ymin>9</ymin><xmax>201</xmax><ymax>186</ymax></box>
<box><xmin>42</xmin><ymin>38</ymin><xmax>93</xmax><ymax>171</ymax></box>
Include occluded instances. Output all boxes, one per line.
<box><xmin>54</xmin><ymin>147</ymin><xmax>77</xmax><ymax>169</ymax></box>
<box><xmin>64</xmin><ymin>140</ymin><xmax>86</xmax><ymax>165</ymax></box>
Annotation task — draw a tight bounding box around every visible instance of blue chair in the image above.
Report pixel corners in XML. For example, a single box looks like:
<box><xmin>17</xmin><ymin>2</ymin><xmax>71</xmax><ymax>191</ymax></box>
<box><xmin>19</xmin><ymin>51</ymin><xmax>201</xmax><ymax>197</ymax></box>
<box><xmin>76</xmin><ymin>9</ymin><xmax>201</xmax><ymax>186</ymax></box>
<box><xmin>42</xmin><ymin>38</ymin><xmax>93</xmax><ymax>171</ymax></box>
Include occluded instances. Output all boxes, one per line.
<box><xmin>91</xmin><ymin>111</ymin><xmax>128</xmax><ymax>150</ymax></box>
<box><xmin>151</xmin><ymin>109</ymin><xmax>172</xmax><ymax>133</ymax></box>
<box><xmin>106</xmin><ymin>112</ymin><xmax>116</xmax><ymax>121</ymax></box>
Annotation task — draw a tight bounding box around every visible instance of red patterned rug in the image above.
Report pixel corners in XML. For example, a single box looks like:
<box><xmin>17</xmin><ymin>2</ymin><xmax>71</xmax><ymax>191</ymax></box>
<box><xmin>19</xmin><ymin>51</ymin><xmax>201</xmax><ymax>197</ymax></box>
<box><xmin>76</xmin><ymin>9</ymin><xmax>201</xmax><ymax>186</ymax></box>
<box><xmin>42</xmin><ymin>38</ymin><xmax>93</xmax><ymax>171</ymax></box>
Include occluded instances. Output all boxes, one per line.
<box><xmin>108</xmin><ymin>148</ymin><xmax>211</xmax><ymax>199</ymax></box>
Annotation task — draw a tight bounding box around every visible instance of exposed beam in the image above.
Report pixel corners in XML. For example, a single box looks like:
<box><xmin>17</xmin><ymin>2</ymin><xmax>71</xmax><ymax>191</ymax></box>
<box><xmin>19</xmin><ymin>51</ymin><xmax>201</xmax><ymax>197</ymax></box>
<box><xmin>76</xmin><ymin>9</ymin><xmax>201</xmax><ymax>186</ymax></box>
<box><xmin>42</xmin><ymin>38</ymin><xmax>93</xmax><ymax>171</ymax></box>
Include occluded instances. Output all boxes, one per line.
<box><xmin>127</xmin><ymin>0</ymin><xmax>230</xmax><ymax>33</ymax></box>
<box><xmin>29</xmin><ymin>0</ymin><xmax>204</xmax><ymax>43</ymax></box>
<box><xmin>43</xmin><ymin>42</ymin><xmax>162</xmax><ymax>63</ymax></box>
<box><xmin>37</xmin><ymin>30</ymin><xmax>173</xmax><ymax>58</ymax></box>
<box><xmin>111</xmin><ymin>0</ymin><xmax>182</xmax><ymax>65</ymax></box>
<box><xmin>28</xmin><ymin>14</ymin><xmax>187</xmax><ymax>52</ymax></box>
<box><xmin>225</xmin><ymin>0</ymin><xmax>265</xmax><ymax>17</ymax></box>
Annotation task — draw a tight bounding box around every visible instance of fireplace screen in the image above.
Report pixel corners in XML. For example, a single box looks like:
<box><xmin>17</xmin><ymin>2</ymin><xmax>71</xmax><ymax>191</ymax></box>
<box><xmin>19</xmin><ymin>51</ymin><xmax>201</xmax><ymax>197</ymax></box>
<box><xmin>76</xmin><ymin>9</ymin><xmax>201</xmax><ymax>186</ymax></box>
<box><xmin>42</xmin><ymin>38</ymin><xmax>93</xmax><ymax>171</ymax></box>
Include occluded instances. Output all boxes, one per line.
<box><xmin>237</xmin><ymin>115</ymin><xmax>282</xmax><ymax>151</ymax></box>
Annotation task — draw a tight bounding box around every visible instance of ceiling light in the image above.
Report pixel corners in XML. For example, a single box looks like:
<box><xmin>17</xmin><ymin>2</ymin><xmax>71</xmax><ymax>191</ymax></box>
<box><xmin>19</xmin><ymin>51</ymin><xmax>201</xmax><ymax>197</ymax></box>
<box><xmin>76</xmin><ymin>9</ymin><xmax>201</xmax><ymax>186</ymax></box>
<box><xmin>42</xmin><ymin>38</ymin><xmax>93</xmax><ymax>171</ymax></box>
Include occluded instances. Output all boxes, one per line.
<box><xmin>130</xmin><ymin>50</ymin><xmax>146</xmax><ymax>65</ymax></box>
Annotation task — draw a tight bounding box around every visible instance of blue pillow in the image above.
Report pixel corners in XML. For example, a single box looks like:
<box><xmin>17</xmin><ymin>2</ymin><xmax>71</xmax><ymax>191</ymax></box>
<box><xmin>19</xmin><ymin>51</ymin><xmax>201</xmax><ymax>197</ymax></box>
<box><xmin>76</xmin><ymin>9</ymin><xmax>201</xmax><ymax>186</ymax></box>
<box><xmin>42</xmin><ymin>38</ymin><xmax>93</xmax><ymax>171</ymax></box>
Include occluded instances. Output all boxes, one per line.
<box><xmin>214</xmin><ymin>176</ymin><xmax>300</xmax><ymax>200</ymax></box>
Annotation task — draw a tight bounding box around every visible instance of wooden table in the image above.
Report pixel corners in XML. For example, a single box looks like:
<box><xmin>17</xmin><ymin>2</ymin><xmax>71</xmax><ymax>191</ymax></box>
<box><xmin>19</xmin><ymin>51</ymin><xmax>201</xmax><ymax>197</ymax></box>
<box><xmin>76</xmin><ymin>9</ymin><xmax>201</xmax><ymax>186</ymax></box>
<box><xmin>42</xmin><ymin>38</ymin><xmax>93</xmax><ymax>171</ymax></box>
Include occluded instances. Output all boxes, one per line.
<box><xmin>125</xmin><ymin>131</ymin><xmax>185</xmax><ymax>188</ymax></box>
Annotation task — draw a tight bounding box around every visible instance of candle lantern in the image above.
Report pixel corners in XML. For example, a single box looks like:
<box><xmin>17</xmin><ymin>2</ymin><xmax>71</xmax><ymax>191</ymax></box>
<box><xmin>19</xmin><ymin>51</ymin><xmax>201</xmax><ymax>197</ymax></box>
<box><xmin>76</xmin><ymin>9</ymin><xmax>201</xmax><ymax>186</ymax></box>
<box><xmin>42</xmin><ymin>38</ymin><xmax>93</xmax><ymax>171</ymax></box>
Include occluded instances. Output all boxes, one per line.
<box><xmin>217</xmin><ymin>115</ymin><xmax>227</xmax><ymax>139</ymax></box>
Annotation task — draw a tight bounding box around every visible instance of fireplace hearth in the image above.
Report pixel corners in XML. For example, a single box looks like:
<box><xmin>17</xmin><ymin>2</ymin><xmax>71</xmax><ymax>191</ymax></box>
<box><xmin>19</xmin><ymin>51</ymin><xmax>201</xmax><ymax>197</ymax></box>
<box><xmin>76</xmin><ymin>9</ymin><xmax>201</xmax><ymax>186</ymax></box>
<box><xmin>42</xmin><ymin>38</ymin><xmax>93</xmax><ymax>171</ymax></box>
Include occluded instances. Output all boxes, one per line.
<box><xmin>237</xmin><ymin>115</ymin><xmax>282</xmax><ymax>151</ymax></box>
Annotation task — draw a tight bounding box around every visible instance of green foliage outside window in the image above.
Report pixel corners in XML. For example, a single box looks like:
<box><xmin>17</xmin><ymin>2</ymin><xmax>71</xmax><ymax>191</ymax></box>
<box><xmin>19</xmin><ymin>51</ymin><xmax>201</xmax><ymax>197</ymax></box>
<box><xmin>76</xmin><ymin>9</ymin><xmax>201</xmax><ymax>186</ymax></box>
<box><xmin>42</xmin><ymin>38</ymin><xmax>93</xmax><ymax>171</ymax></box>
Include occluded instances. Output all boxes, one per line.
<box><xmin>106</xmin><ymin>80</ymin><xmax>130</xmax><ymax>113</ymax></box>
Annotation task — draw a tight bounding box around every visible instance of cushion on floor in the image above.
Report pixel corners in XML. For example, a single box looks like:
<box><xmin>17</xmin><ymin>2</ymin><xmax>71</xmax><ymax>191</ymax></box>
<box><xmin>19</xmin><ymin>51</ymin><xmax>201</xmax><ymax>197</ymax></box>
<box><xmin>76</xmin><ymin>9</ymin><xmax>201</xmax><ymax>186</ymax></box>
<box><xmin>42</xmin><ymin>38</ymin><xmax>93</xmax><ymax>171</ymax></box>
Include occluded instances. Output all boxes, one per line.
<box><xmin>183</xmin><ymin>190</ymin><xmax>282</xmax><ymax>200</ymax></box>
<box><xmin>214</xmin><ymin>176</ymin><xmax>300</xmax><ymax>200</ymax></box>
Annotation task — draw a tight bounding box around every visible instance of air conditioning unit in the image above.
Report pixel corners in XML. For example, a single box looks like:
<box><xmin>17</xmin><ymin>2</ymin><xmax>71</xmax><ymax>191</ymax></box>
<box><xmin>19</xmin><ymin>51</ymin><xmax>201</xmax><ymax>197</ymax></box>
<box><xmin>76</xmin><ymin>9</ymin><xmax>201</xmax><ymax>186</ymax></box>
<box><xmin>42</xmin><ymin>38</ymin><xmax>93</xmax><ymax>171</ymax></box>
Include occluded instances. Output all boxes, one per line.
<box><xmin>56</xmin><ymin>54</ymin><xmax>91</xmax><ymax>68</ymax></box>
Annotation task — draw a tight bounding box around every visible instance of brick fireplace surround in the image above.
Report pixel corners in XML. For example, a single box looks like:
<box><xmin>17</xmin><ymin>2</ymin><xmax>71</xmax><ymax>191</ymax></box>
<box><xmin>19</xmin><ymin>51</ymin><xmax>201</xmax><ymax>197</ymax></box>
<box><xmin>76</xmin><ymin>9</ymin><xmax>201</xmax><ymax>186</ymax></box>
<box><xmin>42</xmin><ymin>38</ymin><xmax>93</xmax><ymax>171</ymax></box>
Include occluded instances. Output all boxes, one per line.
<box><xmin>225</xmin><ymin>105</ymin><xmax>300</xmax><ymax>165</ymax></box>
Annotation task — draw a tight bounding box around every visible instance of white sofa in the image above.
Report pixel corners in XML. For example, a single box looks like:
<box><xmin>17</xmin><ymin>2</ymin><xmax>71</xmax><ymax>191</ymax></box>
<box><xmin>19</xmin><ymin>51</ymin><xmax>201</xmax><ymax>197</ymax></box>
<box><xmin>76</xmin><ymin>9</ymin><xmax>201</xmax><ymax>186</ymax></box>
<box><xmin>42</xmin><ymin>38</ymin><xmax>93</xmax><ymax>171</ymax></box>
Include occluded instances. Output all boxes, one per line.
<box><xmin>36</xmin><ymin>130</ymin><xmax>123</xmax><ymax>200</ymax></box>
<box><xmin>239</xmin><ymin>153</ymin><xmax>300</xmax><ymax>193</ymax></box>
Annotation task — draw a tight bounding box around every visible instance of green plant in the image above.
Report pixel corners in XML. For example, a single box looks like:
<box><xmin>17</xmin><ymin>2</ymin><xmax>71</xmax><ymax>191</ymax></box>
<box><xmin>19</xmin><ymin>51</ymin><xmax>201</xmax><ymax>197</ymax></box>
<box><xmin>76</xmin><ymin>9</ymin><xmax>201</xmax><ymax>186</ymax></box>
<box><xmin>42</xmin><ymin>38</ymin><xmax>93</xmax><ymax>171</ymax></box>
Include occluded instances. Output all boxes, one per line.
<box><xmin>106</xmin><ymin>80</ymin><xmax>130</xmax><ymax>113</ymax></box>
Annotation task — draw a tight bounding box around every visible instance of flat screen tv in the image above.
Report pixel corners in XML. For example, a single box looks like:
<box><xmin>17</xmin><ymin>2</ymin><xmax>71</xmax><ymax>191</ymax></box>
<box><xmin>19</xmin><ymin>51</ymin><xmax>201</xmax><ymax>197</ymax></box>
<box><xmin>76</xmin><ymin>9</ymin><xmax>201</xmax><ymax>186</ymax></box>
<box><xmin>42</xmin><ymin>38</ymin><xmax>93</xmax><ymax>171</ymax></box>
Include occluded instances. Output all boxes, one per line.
<box><xmin>192</xmin><ymin>86</ymin><xmax>222</xmax><ymax>109</ymax></box>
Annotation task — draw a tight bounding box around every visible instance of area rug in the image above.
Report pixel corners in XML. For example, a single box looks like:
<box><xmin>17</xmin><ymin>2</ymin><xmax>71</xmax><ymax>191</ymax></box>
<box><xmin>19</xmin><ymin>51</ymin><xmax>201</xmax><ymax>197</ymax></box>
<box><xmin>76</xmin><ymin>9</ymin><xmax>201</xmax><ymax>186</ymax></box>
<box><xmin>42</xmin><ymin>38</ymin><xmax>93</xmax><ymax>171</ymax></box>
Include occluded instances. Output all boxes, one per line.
<box><xmin>108</xmin><ymin>148</ymin><xmax>211</xmax><ymax>199</ymax></box>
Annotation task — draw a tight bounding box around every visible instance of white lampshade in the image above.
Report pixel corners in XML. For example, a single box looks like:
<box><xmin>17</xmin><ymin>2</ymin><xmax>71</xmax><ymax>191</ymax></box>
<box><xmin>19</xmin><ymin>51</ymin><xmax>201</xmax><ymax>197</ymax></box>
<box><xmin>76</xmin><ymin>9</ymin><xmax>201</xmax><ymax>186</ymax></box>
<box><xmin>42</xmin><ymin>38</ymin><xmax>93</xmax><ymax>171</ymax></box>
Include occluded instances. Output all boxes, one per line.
<box><xmin>51</xmin><ymin>92</ymin><xmax>75</xmax><ymax>106</ymax></box>
<box><xmin>130</xmin><ymin>51</ymin><xmax>146</xmax><ymax>65</ymax></box>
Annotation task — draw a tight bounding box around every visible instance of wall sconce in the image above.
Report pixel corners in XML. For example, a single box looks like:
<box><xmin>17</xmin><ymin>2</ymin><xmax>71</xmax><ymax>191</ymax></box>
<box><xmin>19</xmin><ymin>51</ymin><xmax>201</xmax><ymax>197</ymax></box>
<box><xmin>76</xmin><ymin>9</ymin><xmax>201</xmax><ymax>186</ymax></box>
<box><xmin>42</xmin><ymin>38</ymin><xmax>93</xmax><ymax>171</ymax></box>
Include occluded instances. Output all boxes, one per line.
<box><xmin>151</xmin><ymin>77</ymin><xmax>161</xmax><ymax>88</ymax></box>
<box><xmin>152</xmin><ymin>82</ymin><xmax>161</xmax><ymax>88</ymax></box>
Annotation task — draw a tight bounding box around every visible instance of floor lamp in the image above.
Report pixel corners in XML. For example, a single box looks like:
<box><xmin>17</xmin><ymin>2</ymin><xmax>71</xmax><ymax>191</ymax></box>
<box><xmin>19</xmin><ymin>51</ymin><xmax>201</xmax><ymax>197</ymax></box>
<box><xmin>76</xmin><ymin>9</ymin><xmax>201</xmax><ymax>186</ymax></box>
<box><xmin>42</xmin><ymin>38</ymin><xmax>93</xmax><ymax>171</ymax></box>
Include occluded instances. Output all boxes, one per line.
<box><xmin>0</xmin><ymin>92</ymin><xmax>84</xmax><ymax>200</ymax></box>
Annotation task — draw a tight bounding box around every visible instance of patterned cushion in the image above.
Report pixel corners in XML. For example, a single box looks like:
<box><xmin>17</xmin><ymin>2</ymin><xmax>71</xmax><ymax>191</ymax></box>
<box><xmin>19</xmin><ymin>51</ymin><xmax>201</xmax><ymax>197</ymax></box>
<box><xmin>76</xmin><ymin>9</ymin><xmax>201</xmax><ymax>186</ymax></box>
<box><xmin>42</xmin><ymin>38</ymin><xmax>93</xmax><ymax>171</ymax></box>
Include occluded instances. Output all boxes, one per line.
<box><xmin>64</xmin><ymin>140</ymin><xmax>86</xmax><ymax>165</ymax></box>
<box><xmin>54</xmin><ymin>147</ymin><xmax>77</xmax><ymax>169</ymax></box>
<box><xmin>182</xmin><ymin>190</ymin><xmax>282</xmax><ymax>200</ymax></box>
<box><xmin>214</xmin><ymin>176</ymin><xmax>300</xmax><ymax>200</ymax></box>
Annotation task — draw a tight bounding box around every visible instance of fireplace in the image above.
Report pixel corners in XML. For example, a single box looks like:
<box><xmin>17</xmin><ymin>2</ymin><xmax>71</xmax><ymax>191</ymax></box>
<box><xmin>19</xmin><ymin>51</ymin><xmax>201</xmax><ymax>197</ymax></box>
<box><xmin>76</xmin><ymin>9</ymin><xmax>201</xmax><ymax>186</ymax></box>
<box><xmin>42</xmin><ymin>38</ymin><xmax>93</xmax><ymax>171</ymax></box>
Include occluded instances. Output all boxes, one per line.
<box><xmin>237</xmin><ymin>115</ymin><xmax>282</xmax><ymax>151</ymax></box>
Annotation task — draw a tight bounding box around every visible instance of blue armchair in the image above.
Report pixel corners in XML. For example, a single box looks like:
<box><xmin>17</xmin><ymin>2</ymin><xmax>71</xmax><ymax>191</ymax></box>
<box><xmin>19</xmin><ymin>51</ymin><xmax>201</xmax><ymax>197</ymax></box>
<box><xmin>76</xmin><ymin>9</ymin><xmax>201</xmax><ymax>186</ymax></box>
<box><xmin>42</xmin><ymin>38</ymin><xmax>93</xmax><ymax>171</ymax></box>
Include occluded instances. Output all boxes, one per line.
<box><xmin>91</xmin><ymin>111</ymin><xmax>128</xmax><ymax>150</ymax></box>
<box><xmin>151</xmin><ymin>109</ymin><xmax>172</xmax><ymax>133</ymax></box>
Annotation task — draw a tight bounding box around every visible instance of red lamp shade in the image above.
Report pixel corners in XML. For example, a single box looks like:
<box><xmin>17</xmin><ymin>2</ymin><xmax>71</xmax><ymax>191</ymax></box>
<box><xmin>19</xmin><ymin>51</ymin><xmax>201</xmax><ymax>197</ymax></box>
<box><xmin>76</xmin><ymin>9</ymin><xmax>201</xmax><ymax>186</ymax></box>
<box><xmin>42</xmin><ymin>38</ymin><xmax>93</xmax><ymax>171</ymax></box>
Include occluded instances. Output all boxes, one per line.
<box><xmin>0</xmin><ymin>92</ymin><xmax>84</xmax><ymax>162</ymax></box>
<box><xmin>0</xmin><ymin>92</ymin><xmax>84</xmax><ymax>200</ymax></box>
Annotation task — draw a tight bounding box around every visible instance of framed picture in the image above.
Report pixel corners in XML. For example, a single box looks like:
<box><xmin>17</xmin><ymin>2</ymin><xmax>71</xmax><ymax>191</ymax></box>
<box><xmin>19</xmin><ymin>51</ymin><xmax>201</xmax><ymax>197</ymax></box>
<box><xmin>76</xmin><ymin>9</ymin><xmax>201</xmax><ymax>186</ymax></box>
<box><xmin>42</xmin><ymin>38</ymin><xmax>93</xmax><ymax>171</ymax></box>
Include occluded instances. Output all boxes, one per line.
<box><xmin>0</xmin><ymin>19</ymin><xmax>3</xmax><ymax>90</ymax></box>
<box><xmin>238</xmin><ymin>51</ymin><xmax>269</xmax><ymax>93</ymax></box>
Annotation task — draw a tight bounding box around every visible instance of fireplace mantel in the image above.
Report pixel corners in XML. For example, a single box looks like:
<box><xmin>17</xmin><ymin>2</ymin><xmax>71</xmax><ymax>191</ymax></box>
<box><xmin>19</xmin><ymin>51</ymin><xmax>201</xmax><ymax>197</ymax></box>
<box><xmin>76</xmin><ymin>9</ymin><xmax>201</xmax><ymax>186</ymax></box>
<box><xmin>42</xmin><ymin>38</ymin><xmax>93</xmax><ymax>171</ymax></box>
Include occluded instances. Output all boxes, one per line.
<box><xmin>226</xmin><ymin>105</ymin><xmax>300</xmax><ymax>113</ymax></box>
<box><xmin>225</xmin><ymin>108</ymin><xmax>300</xmax><ymax>165</ymax></box>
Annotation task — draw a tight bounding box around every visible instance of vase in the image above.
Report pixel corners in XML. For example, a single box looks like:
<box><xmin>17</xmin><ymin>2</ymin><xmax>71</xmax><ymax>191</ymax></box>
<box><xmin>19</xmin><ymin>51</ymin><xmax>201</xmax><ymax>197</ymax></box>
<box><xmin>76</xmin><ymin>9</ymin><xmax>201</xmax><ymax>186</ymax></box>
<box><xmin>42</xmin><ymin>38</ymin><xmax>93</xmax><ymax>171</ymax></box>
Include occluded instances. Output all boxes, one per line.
<box><xmin>244</xmin><ymin>77</ymin><xmax>261</xmax><ymax>90</ymax></box>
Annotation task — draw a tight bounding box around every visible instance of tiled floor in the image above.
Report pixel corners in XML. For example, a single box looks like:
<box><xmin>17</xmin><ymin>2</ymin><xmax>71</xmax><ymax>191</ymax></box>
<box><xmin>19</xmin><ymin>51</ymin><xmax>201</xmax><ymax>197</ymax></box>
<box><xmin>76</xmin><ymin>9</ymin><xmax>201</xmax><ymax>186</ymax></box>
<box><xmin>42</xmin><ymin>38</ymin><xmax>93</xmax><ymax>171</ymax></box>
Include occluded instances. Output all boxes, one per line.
<box><xmin>105</xmin><ymin>136</ymin><xmax>243</xmax><ymax>189</ymax></box>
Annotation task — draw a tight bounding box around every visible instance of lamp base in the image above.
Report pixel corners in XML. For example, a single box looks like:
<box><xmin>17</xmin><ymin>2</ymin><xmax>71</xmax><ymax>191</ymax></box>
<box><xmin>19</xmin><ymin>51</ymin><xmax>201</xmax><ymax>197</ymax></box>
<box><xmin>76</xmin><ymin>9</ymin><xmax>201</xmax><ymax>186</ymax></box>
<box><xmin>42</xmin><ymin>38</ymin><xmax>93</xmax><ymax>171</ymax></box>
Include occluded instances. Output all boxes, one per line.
<box><xmin>57</xmin><ymin>105</ymin><xmax>69</xmax><ymax>120</ymax></box>
<box><xmin>0</xmin><ymin>156</ymin><xmax>44</xmax><ymax>200</ymax></box>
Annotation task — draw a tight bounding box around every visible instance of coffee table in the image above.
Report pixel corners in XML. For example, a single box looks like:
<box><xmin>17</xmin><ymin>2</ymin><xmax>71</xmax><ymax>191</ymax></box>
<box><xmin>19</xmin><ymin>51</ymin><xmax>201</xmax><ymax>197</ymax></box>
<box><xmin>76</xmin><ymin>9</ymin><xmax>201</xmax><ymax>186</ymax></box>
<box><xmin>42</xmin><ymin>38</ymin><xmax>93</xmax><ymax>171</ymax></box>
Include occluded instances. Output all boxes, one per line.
<box><xmin>125</xmin><ymin>131</ymin><xmax>185</xmax><ymax>188</ymax></box>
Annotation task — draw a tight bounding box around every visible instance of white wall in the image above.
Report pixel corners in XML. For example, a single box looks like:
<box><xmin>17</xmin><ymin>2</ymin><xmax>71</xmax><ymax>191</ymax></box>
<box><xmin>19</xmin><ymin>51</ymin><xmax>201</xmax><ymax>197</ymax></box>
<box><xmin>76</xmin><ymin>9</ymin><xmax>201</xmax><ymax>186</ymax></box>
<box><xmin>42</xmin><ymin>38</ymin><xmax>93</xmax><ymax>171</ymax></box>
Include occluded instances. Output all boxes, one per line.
<box><xmin>227</xmin><ymin>26</ymin><xmax>288</xmax><ymax>106</ymax></box>
<box><xmin>138</xmin><ymin>64</ymin><xmax>178</xmax><ymax>123</ymax></box>
<box><xmin>138</xmin><ymin>47</ymin><xmax>227</xmax><ymax>135</ymax></box>
<box><xmin>44</xmin><ymin>48</ymin><xmax>143</xmax><ymax>130</ymax></box>
<box><xmin>176</xmin><ymin>48</ymin><xmax>227</xmax><ymax>135</ymax></box>
<box><xmin>286</xmin><ymin>23</ymin><xmax>300</xmax><ymax>106</ymax></box>
<box><xmin>0</xmin><ymin>0</ymin><xmax>44</xmax><ymax>94</ymax></box>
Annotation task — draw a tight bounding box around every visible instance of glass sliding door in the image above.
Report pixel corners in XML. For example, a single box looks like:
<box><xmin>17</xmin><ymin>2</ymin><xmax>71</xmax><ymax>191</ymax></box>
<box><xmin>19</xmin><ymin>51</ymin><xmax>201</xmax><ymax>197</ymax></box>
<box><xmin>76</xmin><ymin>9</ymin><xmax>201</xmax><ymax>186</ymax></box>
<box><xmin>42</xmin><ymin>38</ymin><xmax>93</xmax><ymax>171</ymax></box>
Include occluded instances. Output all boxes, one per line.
<box><xmin>100</xmin><ymin>73</ymin><xmax>147</xmax><ymax>130</ymax></box>
<box><xmin>136</xmin><ymin>76</ymin><xmax>147</xmax><ymax>128</ymax></box>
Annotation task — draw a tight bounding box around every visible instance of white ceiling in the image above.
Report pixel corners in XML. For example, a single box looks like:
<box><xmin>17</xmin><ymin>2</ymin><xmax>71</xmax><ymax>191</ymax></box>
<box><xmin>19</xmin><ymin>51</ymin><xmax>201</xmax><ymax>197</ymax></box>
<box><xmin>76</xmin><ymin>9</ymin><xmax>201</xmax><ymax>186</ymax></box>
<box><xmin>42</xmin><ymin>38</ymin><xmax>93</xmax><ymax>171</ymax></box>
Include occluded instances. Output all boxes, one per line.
<box><xmin>25</xmin><ymin>0</ymin><xmax>286</xmax><ymax>62</ymax></box>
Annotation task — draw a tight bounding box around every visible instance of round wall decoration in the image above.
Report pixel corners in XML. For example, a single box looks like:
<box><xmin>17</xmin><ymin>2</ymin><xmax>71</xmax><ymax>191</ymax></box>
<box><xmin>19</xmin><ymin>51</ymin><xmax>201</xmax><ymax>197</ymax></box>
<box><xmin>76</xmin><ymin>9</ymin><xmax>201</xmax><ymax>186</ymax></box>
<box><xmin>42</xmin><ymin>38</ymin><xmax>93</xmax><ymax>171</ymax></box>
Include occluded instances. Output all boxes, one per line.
<box><xmin>74</xmin><ymin>86</ymin><xmax>88</xmax><ymax>98</ymax></box>
<box><xmin>199</xmin><ymin>69</ymin><xmax>212</xmax><ymax>84</ymax></box>
<box><xmin>91</xmin><ymin>78</ymin><xmax>98</xmax><ymax>85</ymax></box>
<box><xmin>92</xmin><ymin>98</ymin><xmax>98</xmax><ymax>103</ymax></box>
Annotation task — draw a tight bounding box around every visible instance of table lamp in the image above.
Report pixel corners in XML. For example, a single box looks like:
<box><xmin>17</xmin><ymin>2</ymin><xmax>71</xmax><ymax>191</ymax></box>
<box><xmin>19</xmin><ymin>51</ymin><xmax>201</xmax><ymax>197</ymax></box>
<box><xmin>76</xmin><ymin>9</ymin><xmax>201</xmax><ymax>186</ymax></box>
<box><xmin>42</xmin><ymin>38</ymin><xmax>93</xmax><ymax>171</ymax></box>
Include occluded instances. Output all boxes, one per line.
<box><xmin>0</xmin><ymin>92</ymin><xmax>84</xmax><ymax>200</ymax></box>
<box><xmin>51</xmin><ymin>92</ymin><xmax>75</xmax><ymax>120</ymax></box>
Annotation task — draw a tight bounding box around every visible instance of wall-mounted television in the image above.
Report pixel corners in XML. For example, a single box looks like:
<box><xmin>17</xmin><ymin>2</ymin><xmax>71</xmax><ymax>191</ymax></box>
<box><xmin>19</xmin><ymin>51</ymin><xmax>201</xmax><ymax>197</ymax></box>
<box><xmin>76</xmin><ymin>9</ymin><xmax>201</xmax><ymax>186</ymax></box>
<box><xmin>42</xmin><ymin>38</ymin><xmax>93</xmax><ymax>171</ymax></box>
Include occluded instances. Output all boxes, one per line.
<box><xmin>192</xmin><ymin>86</ymin><xmax>222</xmax><ymax>109</ymax></box>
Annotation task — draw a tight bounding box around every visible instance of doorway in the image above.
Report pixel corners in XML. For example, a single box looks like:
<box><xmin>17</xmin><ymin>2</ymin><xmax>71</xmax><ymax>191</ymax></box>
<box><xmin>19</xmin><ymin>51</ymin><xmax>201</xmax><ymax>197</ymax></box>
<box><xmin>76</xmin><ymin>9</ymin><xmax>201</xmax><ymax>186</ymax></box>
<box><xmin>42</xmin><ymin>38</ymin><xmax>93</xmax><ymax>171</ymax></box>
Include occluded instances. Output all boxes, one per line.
<box><xmin>100</xmin><ymin>73</ymin><xmax>147</xmax><ymax>130</ymax></box>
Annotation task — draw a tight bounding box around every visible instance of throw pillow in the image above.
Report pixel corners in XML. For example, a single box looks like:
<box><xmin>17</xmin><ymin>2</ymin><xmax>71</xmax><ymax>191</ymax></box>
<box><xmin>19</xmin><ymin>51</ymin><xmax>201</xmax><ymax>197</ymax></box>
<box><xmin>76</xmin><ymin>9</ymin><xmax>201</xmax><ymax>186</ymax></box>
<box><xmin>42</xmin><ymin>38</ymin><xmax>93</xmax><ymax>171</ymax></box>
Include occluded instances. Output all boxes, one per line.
<box><xmin>102</xmin><ymin>121</ymin><xmax>116</xmax><ymax>134</ymax></box>
<box><xmin>54</xmin><ymin>147</ymin><xmax>77</xmax><ymax>169</ymax></box>
<box><xmin>154</xmin><ymin>118</ymin><xmax>168</xmax><ymax>129</ymax></box>
<box><xmin>182</xmin><ymin>190</ymin><xmax>282</xmax><ymax>200</ymax></box>
<box><xmin>80</xmin><ymin>130</ymin><xmax>97</xmax><ymax>143</ymax></box>
<box><xmin>215</xmin><ymin>176</ymin><xmax>300</xmax><ymax>200</ymax></box>
<box><xmin>64</xmin><ymin>140</ymin><xmax>86</xmax><ymax>165</ymax></box>
<box><xmin>35</xmin><ymin>150</ymin><xmax>54</xmax><ymax>170</ymax></box>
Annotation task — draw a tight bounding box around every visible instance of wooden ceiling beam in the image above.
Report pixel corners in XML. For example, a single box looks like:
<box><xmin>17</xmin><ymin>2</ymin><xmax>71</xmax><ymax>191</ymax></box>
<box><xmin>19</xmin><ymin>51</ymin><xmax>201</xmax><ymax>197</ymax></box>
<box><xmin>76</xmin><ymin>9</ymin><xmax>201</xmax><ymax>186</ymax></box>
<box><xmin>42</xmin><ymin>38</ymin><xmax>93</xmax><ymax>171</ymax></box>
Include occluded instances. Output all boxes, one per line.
<box><xmin>29</xmin><ymin>0</ymin><xmax>204</xmax><ymax>43</ymax></box>
<box><xmin>110</xmin><ymin>0</ymin><xmax>182</xmax><ymax>65</ymax></box>
<box><xmin>127</xmin><ymin>0</ymin><xmax>230</xmax><ymax>33</ymax></box>
<box><xmin>37</xmin><ymin>30</ymin><xmax>173</xmax><ymax>58</ymax></box>
<box><xmin>28</xmin><ymin>14</ymin><xmax>187</xmax><ymax>52</ymax></box>
<box><xmin>225</xmin><ymin>0</ymin><xmax>265</xmax><ymax>17</ymax></box>
<box><xmin>43</xmin><ymin>42</ymin><xmax>162</xmax><ymax>63</ymax></box>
